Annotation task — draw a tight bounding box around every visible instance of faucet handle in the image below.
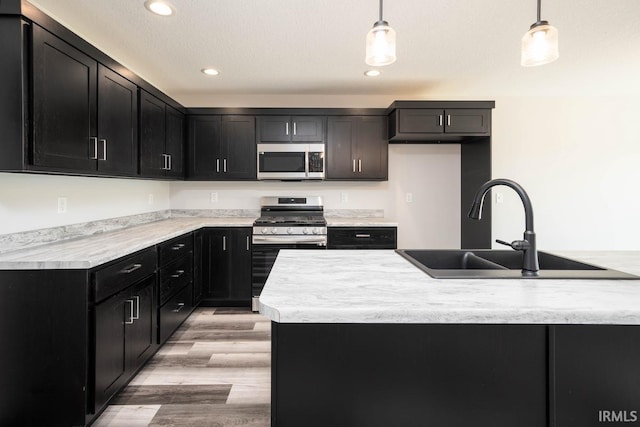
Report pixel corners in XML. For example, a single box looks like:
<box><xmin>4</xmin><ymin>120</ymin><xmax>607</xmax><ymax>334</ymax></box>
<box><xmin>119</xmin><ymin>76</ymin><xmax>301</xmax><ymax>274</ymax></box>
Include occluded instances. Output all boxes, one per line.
<box><xmin>496</xmin><ymin>239</ymin><xmax>531</xmax><ymax>251</ymax></box>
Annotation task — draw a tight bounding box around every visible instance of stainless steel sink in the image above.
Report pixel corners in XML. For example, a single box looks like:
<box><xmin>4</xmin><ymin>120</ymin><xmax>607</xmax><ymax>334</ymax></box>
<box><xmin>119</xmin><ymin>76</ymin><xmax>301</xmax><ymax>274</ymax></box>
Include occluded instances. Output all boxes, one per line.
<box><xmin>396</xmin><ymin>249</ymin><xmax>640</xmax><ymax>279</ymax></box>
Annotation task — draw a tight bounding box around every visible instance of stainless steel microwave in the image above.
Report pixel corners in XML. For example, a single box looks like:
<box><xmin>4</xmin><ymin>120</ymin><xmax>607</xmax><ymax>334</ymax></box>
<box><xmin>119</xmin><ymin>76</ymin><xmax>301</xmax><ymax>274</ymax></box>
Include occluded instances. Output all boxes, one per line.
<box><xmin>257</xmin><ymin>143</ymin><xmax>325</xmax><ymax>180</ymax></box>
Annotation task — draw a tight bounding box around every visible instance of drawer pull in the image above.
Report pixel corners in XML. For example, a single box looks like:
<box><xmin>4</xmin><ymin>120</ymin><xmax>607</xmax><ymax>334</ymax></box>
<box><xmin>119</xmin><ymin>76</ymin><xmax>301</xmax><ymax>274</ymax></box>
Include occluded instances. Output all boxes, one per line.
<box><xmin>173</xmin><ymin>302</ymin><xmax>185</xmax><ymax>313</ymax></box>
<box><xmin>132</xmin><ymin>296</ymin><xmax>140</xmax><ymax>320</ymax></box>
<box><xmin>125</xmin><ymin>299</ymin><xmax>135</xmax><ymax>324</ymax></box>
<box><xmin>170</xmin><ymin>270</ymin><xmax>185</xmax><ymax>278</ymax></box>
<box><xmin>171</xmin><ymin>243</ymin><xmax>186</xmax><ymax>251</ymax></box>
<box><xmin>355</xmin><ymin>234</ymin><xmax>371</xmax><ymax>238</ymax></box>
<box><xmin>121</xmin><ymin>263</ymin><xmax>142</xmax><ymax>274</ymax></box>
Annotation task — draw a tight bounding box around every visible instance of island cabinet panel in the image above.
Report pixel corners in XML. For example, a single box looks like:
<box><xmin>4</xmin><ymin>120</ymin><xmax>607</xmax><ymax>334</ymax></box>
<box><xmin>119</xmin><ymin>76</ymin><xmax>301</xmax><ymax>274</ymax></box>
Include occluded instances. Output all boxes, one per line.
<box><xmin>550</xmin><ymin>325</ymin><xmax>640</xmax><ymax>427</ymax></box>
<box><xmin>187</xmin><ymin>115</ymin><xmax>256</xmax><ymax>180</ymax></box>
<box><xmin>272</xmin><ymin>323</ymin><xmax>547</xmax><ymax>427</ymax></box>
<box><xmin>198</xmin><ymin>227</ymin><xmax>252</xmax><ymax>306</ymax></box>
<box><xmin>327</xmin><ymin>226</ymin><xmax>397</xmax><ymax>249</ymax></box>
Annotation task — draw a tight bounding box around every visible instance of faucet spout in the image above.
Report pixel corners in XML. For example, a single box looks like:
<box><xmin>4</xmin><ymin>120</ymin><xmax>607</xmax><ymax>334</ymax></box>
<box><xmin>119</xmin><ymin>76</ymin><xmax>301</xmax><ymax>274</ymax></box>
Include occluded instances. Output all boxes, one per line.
<box><xmin>468</xmin><ymin>178</ymin><xmax>539</xmax><ymax>275</ymax></box>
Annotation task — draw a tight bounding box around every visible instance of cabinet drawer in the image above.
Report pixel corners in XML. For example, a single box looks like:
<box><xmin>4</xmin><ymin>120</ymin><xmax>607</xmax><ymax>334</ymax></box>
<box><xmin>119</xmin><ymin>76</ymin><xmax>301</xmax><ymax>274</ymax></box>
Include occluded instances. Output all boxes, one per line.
<box><xmin>94</xmin><ymin>248</ymin><xmax>157</xmax><ymax>303</ymax></box>
<box><xmin>158</xmin><ymin>233</ymin><xmax>193</xmax><ymax>266</ymax></box>
<box><xmin>159</xmin><ymin>254</ymin><xmax>193</xmax><ymax>305</ymax></box>
<box><xmin>328</xmin><ymin>227</ymin><xmax>397</xmax><ymax>249</ymax></box>
<box><xmin>159</xmin><ymin>284</ymin><xmax>193</xmax><ymax>344</ymax></box>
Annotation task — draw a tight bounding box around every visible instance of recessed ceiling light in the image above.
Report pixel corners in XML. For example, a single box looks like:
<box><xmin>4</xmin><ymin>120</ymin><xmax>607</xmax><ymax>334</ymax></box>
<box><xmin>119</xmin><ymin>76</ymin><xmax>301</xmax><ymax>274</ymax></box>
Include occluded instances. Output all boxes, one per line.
<box><xmin>201</xmin><ymin>68</ymin><xmax>220</xmax><ymax>76</ymax></box>
<box><xmin>364</xmin><ymin>70</ymin><xmax>381</xmax><ymax>77</ymax></box>
<box><xmin>144</xmin><ymin>0</ymin><xmax>174</xmax><ymax>16</ymax></box>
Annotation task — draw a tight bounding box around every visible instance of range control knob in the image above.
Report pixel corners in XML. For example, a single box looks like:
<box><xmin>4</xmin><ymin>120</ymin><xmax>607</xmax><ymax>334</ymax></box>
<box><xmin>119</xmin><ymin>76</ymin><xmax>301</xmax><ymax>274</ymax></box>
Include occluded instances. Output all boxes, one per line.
<box><xmin>271</xmin><ymin>228</ymin><xmax>278</xmax><ymax>234</ymax></box>
<box><xmin>262</xmin><ymin>228</ymin><xmax>269</xmax><ymax>234</ymax></box>
<box><xmin>302</xmin><ymin>228</ymin><xmax>309</xmax><ymax>235</ymax></box>
<box><xmin>312</xmin><ymin>228</ymin><xmax>319</xmax><ymax>235</ymax></box>
<box><xmin>287</xmin><ymin>227</ymin><xmax>293</xmax><ymax>234</ymax></box>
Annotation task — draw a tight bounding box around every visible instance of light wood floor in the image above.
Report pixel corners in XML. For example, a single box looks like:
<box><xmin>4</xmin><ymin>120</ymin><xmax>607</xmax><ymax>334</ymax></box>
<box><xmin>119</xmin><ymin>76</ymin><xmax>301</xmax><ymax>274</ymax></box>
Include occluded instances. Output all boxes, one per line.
<box><xmin>93</xmin><ymin>307</ymin><xmax>271</xmax><ymax>426</ymax></box>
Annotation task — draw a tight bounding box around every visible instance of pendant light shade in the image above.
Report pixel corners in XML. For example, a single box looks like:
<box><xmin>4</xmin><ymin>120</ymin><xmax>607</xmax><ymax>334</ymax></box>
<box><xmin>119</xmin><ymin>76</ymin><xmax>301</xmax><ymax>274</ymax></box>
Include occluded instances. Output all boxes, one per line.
<box><xmin>365</xmin><ymin>0</ymin><xmax>396</xmax><ymax>66</ymax></box>
<box><xmin>521</xmin><ymin>0</ymin><xmax>559</xmax><ymax>66</ymax></box>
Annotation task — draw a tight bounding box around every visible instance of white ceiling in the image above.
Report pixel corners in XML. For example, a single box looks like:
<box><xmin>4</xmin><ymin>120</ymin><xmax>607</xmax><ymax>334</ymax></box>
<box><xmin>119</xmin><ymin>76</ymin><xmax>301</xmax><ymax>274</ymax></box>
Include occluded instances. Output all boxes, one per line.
<box><xmin>29</xmin><ymin>0</ymin><xmax>640</xmax><ymax>104</ymax></box>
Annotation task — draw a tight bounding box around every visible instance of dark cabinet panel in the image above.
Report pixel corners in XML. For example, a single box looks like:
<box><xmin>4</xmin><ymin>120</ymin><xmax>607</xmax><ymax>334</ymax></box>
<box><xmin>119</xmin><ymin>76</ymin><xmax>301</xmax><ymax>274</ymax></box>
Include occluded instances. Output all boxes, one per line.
<box><xmin>389</xmin><ymin>108</ymin><xmax>491</xmax><ymax>141</ymax></box>
<box><xmin>139</xmin><ymin>90</ymin><xmax>166</xmax><ymax>177</ymax></box>
<box><xmin>32</xmin><ymin>24</ymin><xmax>97</xmax><ymax>171</ymax></box>
<box><xmin>187</xmin><ymin>115</ymin><xmax>256</xmax><ymax>180</ymax></box>
<box><xmin>446</xmin><ymin>109</ymin><xmax>490</xmax><ymax>134</ymax></box>
<box><xmin>398</xmin><ymin>109</ymin><xmax>443</xmax><ymax>134</ymax></box>
<box><xmin>193</xmin><ymin>230</ymin><xmax>204</xmax><ymax>306</ymax></box>
<box><xmin>551</xmin><ymin>325</ymin><xmax>640</xmax><ymax>427</ymax></box>
<box><xmin>256</xmin><ymin>116</ymin><xmax>324</xmax><ymax>143</ymax></box>
<box><xmin>165</xmin><ymin>106</ymin><xmax>185</xmax><ymax>178</ymax></box>
<box><xmin>326</xmin><ymin>116</ymin><xmax>387</xmax><ymax>180</ymax></box>
<box><xmin>97</xmin><ymin>64</ymin><xmax>138</xmax><ymax>175</ymax></box>
<box><xmin>200</xmin><ymin>227</ymin><xmax>252</xmax><ymax>306</ymax></box>
<box><xmin>328</xmin><ymin>227</ymin><xmax>397</xmax><ymax>249</ymax></box>
<box><xmin>125</xmin><ymin>277</ymin><xmax>156</xmax><ymax>372</ymax></box>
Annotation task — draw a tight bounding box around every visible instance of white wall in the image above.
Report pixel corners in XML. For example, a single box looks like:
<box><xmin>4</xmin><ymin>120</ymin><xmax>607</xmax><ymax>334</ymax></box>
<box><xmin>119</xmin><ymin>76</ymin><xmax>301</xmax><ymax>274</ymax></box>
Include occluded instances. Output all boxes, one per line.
<box><xmin>0</xmin><ymin>173</ymin><xmax>170</xmax><ymax>234</ymax></box>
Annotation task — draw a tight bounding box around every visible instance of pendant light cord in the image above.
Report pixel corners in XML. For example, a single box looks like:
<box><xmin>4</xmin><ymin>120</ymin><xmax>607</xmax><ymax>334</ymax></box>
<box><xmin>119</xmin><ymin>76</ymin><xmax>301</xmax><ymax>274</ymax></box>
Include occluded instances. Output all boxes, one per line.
<box><xmin>379</xmin><ymin>0</ymin><xmax>383</xmax><ymax>23</ymax></box>
<box><xmin>537</xmin><ymin>0</ymin><xmax>541</xmax><ymax>23</ymax></box>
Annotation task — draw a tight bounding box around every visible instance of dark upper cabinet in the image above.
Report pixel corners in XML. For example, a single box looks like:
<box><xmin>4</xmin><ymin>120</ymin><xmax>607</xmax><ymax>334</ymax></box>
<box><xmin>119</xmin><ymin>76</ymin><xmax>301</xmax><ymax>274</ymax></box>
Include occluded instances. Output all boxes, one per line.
<box><xmin>256</xmin><ymin>116</ymin><xmax>324</xmax><ymax>143</ymax></box>
<box><xmin>389</xmin><ymin>108</ymin><xmax>491</xmax><ymax>141</ymax></box>
<box><xmin>326</xmin><ymin>116</ymin><xmax>388</xmax><ymax>180</ymax></box>
<box><xmin>140</xmin><ymin>90</ymin><xmax>184</xmax><ymax>179</ymax></box>
<box><xmin>199</xmin><ymin>227</ymin><xmax>252</xmax><ymax>305</ymax></box>
<box><xmin>31</xmin><ymin>25</ymin><xmax>138</xmax><ymax>175</ymax></box>
<box><xmin>187</xmin><ymin>115</ymin><xmax>256</xmax><ymax>180</ymax></box>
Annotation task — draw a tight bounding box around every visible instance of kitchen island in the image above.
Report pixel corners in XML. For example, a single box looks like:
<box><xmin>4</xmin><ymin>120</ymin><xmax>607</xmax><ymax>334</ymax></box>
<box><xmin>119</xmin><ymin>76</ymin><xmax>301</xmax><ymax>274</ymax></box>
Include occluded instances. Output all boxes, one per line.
<box><xmin>259</xmin><ymin>250</ymin><xmax>640</xmax><ymax>427</ymax></box>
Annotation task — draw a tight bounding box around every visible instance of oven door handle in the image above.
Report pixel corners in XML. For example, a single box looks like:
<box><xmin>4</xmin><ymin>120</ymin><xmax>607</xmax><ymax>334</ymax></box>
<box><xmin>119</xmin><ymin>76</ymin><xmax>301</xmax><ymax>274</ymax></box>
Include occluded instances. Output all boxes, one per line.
<box><xmin>252</xmin><ymin>236</ymin><xmax>327</xmax><ymax>245</ymax></box>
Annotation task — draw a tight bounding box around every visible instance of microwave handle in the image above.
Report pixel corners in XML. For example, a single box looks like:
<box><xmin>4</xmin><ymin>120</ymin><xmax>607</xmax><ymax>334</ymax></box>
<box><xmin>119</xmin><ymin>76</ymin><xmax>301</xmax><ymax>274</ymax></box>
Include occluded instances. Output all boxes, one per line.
<box><xmin>304</xmin><ymin>149</ymin><xmax>309</xmax><ymax>177</ymax></box>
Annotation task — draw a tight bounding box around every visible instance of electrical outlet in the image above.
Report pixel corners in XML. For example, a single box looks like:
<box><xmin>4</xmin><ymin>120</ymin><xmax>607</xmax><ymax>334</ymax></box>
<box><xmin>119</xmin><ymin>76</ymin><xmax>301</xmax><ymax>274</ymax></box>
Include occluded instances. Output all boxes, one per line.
<box><xmin>57</xmin><ymin>197</ymin><xmax>67</xmax><ymax>214</ymax></box>
<box><xmin>405</xmin><ymin>193</ymin><xmax>413</xmax><ymax>203</ymax></box>
<box><xmin>210</xmin><ymin>192</ymin><xmax>218</xmax><ymax>203</ymax></box>
<box><xmin>148</xmin><ymin>193</ymin><xmax>154</xmax><ymax>205</ymax></box>
<box><xmin>340</xmin><ymin>192</ymin><xmax>348</xmax><ymax>203</ymax></box>
<box><xmin>496</xmin><ymin>192</ymin><xmax>504</xmax><ymax>204</ymax></box>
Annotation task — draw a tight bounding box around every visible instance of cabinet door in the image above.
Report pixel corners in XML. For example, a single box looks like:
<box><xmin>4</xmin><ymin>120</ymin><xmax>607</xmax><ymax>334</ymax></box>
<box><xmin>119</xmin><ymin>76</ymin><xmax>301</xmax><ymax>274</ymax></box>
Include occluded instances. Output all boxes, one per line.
<box><xmin>291</xmin><ymin>116</ymin><xmax>324</xmax><ymax>142</ymax></box>
<box><xmin>193</xmin><ymin>230</ymin><xmax>204</xmax><ymax>306</ymax></box>
<box><xmin>201</xmin><ymin>229</ymin><xmax>231</xmax><ymax>299</ymax></box>
<box><xmin>354</xmin><ymin>116</ymin><xmax>388</xmax><ymax>180</ymax></box>
<box><xmin>229</xmin><ymin>228</ymin><xmax>252</xmax><ymax>301</ymax></box>
<box><xmin>326</xmin><ymin>117</ymin><xmax>356</xmax><ymax>179</ymax></box>
<box><xmin>445</xmin><ymin>109</ymin><xmax>490</xmax><ymax>134</ymax></box>
<box><xmin>165</xmin><ymin>106</ymin><xmax>185</xmax><ymax>178</ymax></box>
<box><xmin>97</xmin><ymin>65</ymin><xmax>138</xmax><ymax>175</ymax></box>
<box><xmin>220</xmin><ymin>115</ymin><xmax>256</xmax><ymax>180</ymax></box>
<box><xmin>397</xmin><ymin>109</ymin><xmax>444</xmax><ymax>134</ymax></box>
<box><xmin>32</xmin><ymin>25</ymin><xmax>97</xmax><ymax>171</ymax></box>
<box><xmin>257</xmin><ymin>116</ymin><xmax>291</xmax><ymax>142</ymax></box>
<box><xmin>187</xmin><ymin>116</ymin><xmax>222</xmax><ymax>179</ymax></box>
<box><xmin>94</xmin><ymin>290</ymin><xmax>127</xmax><ymax>410</ymax></box>
<box><xmin>139</xmin><ymin>90</ymin><xmax>166</xmax><ymax>177</ymax></box>
<box><xmin>125</xmin><ymin>276</ymin><xmax>156</xmax><ymax>374</ymax></box>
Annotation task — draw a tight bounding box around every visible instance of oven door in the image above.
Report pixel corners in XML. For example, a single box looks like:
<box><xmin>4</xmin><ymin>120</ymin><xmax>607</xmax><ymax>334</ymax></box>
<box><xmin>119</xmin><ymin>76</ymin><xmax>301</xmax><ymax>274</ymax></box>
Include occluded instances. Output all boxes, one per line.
<box><xmin>251</xmin><ymin>237</ymin><xmax>326</xmax><ymax>310</ymax></box>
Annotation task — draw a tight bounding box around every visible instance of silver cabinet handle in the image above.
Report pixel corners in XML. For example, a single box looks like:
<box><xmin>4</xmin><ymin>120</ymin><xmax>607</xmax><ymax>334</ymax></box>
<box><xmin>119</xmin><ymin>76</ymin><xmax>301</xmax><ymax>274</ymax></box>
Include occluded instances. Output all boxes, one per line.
<box><xmin>223</xmin><ymin>158</ymin><xmax>227</xmax><ymax>173</ymax></box>
<box><xmin>90</xmin><ymin>137</ymin><xmax>98</xmax><ymax>160</ymax></box>
<box><xmin>352</xmin><ymin>159</ymin><xmax>356</xmax><ymax>173</ymax></box>
<box><xmin>355</xmin><ymin>234</ymin><xmax>371</xmax><ymax>238</ymax></box>
<box><xmin>172</xmin><ymin>302</ymin><xmax>185</xmax><ymax>313</ymax></box>
<box><xmin>447</xmin><ymin>114</ymin><xmax>451</xmax><ymax>127</ymax></box>
<box><xmin>132</xmin><ymin>295</ymin><xmax>140</xmax><ymax>320</ymax></box>
<box><xmin>161</xmin><ymin>154</ymin><xmax>170</xmax><ymax>170</ymax></box>
<box><xmin>285</xmin><ymin>122</ymin><xmax>289</xmax><ymax>136</ymax></box>
<box><xmin>439</xmin><ymin>115</ymin><xmax>443</xmax><ymax>127</ymax></box>
<box><xmin>216</xmin><ymin>158</ymin><xmax>220</xmax><ymax>173</ymax></box>
<box><xmin>100</xmin><ymin>139</ymin><xmax>107</xmax><ymax>161</ymax></box>
<box><xmin>121</xmin><ymin>263</ymin><xmax>142</xmax><ymax>274</ymax></box>
<box><xmin>125</xmin><ymin>299</ymin><xmax>135</xmax><ymax>324</ymax></box>
<box><xmin>222</xmin><ymin>235</ymin><xmax>226</xmax><ymax>251</ymax></box>
<box><xmin>293</xmin><ymin>122</ymin><xmax>297</xmax><ymax>135</ymax></box>
<box><xmin>170</xmin><ymin>269</ymin><xmax>185</xmax><ymax>278</ymax></box>
<box><xmin>168</xmin><ymin>154</ymin><xmax>172</xmax><ymax>171</ymax></box>
<box><xmin>171</xmin><ymin>243</ymin><xmax>185</xmax><ymax>251</ymax></box>
<box><xmin>358</xmin><ymin>159</ymin><xmax>362</xmax><ymax>173</ymax></box>
<box><xmin>246</xmin><ymin>235</ymin><xmax>250</xmax><ymax>251</ymax></box>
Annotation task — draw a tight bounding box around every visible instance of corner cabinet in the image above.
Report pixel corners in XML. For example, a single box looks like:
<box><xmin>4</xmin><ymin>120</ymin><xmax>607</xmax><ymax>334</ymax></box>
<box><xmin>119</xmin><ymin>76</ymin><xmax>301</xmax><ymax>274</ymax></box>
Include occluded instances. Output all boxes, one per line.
<box><xmin>187</xmin><ymin>115</ymin><xmax>256</xmax><ymax>180</ymax></box>
<box><xmin>199</xmin><ymin>227</ymin><xmax>252</xmax><ymax>306</ymax></box>
<box><xmin>140</xmin><ymin>90</ymin><xmax>185</xmax><ymax>179</ymax></box>
<box><xmin>32</xmin><ymin>25</ymin><xmax>138</xmax><ymax>175</ymax></box>
<box><xmin>326</xmin><ymin>116</ymin><xmax>388</xmax><ymax>180</ymax></box>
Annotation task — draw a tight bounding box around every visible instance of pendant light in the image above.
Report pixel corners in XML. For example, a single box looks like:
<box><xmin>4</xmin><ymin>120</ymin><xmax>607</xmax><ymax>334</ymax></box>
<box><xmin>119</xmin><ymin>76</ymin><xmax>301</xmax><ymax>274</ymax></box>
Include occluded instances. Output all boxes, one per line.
<box><xmin>521</xmin><ymin>0</ymin><xmax>559</xmax><ymax>66</ymax></box>
<box><xmin>365</xmin><ymin>0</ymin><xmax>396</xmax><ymax>66</ymax></box>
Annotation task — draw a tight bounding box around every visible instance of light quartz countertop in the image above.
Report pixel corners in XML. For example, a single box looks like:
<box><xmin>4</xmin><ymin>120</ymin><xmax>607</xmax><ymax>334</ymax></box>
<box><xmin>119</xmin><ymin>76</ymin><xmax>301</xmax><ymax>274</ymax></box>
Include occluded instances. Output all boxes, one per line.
<box><xmin>325</xmin><ymin>218</ymin><xmax>398</xmax><ymax>227</ymax></box>
<box><xmin>258</xmin><ymin>249</ymin><xmax>640</xmax><ymax>325</ymax></box>
<box><xmin>0</xmin><ymin>217</ymin><xmax>254</xmax><ymax>270</ymax></box>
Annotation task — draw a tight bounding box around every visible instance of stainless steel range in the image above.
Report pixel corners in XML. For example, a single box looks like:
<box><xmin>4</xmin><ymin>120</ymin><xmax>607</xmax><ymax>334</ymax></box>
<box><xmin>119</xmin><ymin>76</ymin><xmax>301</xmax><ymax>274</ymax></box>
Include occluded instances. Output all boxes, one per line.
<box><xmin>251</xmin><ymin>196</ymin><xmax>327</xmax><ymax>310</ymax></box>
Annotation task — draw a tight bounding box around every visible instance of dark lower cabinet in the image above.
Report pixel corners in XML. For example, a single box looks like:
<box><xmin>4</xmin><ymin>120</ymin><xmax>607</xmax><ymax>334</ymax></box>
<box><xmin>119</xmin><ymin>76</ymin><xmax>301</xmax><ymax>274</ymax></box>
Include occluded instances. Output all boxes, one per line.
<box><xmin>199</xmin><ymin>227</ymin><xmax>252</xmax><ymax>306</ymax></box>
<box><xmin>327</xmin><ymin>226</ymin><xmax>397</xmax><ymax>249</ymax></box>
<box><xmin>94</xmin><ymin>275</ymin><xmax>156</xmax><ymax>411</ymax></box>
